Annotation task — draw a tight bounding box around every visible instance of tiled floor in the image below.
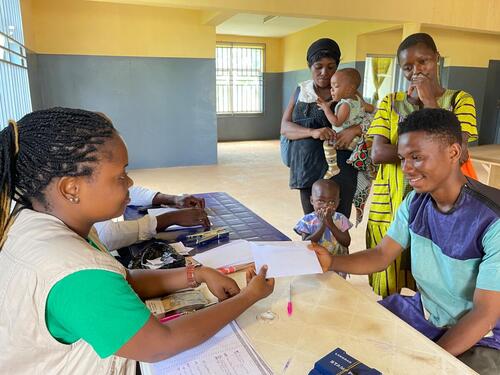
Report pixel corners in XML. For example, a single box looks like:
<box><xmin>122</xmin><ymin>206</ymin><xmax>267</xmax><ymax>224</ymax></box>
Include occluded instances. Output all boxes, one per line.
<box><xmin>129</xmin><ymin>140</ymin><xmax>488</xmax><ymax>300</ymax></box>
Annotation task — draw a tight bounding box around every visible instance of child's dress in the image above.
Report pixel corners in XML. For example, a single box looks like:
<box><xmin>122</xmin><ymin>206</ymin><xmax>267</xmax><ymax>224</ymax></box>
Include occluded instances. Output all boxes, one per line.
<box><xmin>294</xmin><ymin>211</ymin><xmax>353</xmax><ymax>278</ymax></box>
<box><xmin>323</xmin><ymin>97</ymin><xmax>376</xmax><ymax>225</ymax></box>
<box><xmin>323</xmin><ymin>98</ymin><xmax>366</xmax><ymax>179</ymax></box>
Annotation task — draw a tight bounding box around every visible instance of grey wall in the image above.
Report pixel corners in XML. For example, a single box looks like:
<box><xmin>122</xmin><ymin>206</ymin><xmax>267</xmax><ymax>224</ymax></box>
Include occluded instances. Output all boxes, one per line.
<box><xmin>282</xmin><ymin>68</ymin><xmax>312</xmax><ymax>110</ymax></box>
<box><xmin>217</xmin><ymin>72</ymin><xmax>283</xmax><ymax>141</ymax></box>
<box><xmin>27</xmin><ymin>54</ymin><xmax>217</xmax><ymax>169</ymax></box>
<box><xmin>442</xmin><ymin>66</ymin><xmax>489</xmax><ymax>137</ymax></box>
<box><xmin>26</xmin><ymin>51</ymin><xmax>42</xmax><ymax>111</ymax></box>
<box><xmin>479</xmin><ymin>60</ymin><xmax>500</xmax><ymax>144</ymax></box>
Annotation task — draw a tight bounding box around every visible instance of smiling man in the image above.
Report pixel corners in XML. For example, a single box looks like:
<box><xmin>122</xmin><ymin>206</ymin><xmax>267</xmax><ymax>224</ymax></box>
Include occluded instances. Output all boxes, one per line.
<box><xmin>311</xmin><ymin>108</ymin><xmax>500</xmax><ymax>374</ymax></box>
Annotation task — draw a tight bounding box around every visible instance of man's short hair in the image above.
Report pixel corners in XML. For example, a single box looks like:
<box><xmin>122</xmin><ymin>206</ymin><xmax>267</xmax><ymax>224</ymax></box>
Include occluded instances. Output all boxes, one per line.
<box><xmin>398</xmin><ymin>108</ymin><xmax>462</xmax><ymax>145</ymax></box>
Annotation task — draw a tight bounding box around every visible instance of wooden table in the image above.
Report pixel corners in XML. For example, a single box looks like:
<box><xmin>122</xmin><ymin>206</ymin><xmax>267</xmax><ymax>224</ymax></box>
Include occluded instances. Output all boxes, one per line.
<box><xmin>470</xmin><ymin>145</ymin><xmax>500</xmax><ymax>188</ymax></box>
<box><xmin>232</xmin><ymin>271</ymin><xmax>477</xmax><ymax>375</ymax></box>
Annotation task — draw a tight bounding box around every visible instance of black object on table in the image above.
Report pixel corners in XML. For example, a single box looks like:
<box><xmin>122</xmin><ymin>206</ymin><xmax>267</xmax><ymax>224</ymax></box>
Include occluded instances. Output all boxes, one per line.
<box><xmin>117</xmin><ymin>192</ymin><xmax>290</xmax><ymax>266</ymax></box>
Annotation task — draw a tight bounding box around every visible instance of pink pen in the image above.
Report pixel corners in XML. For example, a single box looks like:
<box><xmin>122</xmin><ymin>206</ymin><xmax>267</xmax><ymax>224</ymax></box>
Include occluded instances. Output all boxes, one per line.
<box><xmin>159</xmin><ymin>312</ymin><xmax>185</xmax><ymax>323</ymax></box>
<box><xmin>287</xmin><ymin>282</ymin><xmax>293</xmax><ymax>316</ymax></box>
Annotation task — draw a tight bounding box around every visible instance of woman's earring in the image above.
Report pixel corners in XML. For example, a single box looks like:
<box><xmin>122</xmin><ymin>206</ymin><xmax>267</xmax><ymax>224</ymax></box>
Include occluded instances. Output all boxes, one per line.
<box><xmin>70</xmin><ymin>197</ymin><xmax>80</xmax><ymax>204</ymax></box>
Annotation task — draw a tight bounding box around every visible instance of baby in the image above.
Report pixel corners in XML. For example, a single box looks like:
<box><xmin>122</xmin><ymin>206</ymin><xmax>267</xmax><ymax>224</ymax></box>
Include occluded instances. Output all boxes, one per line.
<box><xmin>317</xmin><ymin>68</ymin><xmax>374</xmax><ymax>179</ymax></box>
<box><xmin>294</xmin><ymin>179</ymin><xmax>352</xmax><ymax>277</ymax></box>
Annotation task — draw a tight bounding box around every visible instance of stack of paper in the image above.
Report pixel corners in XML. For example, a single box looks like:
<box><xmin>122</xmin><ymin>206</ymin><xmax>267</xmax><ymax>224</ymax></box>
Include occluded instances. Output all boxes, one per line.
<box><xmin>192</xmin><ymin>239</ymin><xmax>253</xmax><ymax>268</ymax></box>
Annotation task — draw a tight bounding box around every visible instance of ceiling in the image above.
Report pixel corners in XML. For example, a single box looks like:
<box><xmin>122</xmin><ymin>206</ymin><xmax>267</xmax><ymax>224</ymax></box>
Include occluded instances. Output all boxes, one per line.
<box><xmin>216</xmin><ymin>14</ymin><xmax>325</xmax><ymax>38</ymax></box>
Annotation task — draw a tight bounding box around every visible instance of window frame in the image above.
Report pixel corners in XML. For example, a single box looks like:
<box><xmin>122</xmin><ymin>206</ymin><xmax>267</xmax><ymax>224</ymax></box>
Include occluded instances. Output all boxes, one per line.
<box><xmin>216</xmin><ymin>41</ymin><xmax>265</xmax><ymax>117</ymax></box>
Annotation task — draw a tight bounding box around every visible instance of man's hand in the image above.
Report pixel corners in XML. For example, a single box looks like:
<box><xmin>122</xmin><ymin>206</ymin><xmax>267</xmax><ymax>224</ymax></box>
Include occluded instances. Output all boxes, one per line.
<box><xmin>308</xmin><ymin>243</ymin><xmax>333</xmax><ymax>272</ymax></box>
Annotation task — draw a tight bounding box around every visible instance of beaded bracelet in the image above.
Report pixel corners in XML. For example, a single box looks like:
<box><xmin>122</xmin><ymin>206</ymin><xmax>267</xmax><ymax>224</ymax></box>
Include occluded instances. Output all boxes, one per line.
<box><xmin>186</xmin><ymin>264</ymin><xmax>200</xmax><ymax>288</ymax></box>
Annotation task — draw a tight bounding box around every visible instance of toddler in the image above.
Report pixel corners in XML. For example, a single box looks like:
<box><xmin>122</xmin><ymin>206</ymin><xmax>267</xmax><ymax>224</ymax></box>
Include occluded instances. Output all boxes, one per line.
<box><xmin>294</xmin><ymin>180</ymin><xmax>352</xmax><ymax>277</ymax></box>
<box><xmin>317</xmin><ymin>68</ymin><xmax>374</xmax><ymax>179</ymax></box>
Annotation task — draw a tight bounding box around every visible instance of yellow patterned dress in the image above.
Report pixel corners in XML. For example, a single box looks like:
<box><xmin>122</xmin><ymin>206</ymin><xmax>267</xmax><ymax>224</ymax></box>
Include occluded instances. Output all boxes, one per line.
<box><xmin>366</xmin><ymin>90</ymin><xmax>478</xmax><ymax>297</ymax></box>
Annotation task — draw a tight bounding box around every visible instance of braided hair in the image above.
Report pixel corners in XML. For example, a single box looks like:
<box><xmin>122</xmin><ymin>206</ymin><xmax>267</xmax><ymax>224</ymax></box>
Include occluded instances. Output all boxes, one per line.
<box><xmin>0</xmin><ymin>107</ymin><xmax>116</xmax><ymax>244</ymax></box>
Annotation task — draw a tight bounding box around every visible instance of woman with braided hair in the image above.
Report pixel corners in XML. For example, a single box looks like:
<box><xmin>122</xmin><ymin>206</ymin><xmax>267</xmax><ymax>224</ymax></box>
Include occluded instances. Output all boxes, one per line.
<box><xmin>0</xmin><ymin>108</ymin><xmax>274</xmax><ymax>374</ymax></box>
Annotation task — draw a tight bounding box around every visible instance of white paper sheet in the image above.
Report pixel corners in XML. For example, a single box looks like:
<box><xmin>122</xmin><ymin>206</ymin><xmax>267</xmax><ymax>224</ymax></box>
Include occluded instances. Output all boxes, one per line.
<box><xmin>192</xmin><ymin>240</ymin><xmax>253</xmax><ymax>268</ymax></box>
<box><xmin>251</xmin><ymin>241</ymin><xmax>322</xmax><ymax>278</ymax></box>
<box><xmin>169</xmin><ymin>242</ymin><xmax>193</xmax><ymax>255</ymax></box>
<box><xmin>140</xmin><ymin>321</ymin><xmax>272</xmax><ymax>375</ymax></box>
<box><xmin>147</xmin><ymin>207</ymin><xmax>203</xmax><ymax>231</ymax></box>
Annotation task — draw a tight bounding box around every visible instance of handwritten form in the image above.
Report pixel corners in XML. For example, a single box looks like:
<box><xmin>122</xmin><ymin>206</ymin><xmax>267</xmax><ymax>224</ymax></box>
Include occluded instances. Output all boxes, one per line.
<box><xmin>140</xmin><ymin>322</ymin><xmax>272</xmax><ymax>375</ymax></box>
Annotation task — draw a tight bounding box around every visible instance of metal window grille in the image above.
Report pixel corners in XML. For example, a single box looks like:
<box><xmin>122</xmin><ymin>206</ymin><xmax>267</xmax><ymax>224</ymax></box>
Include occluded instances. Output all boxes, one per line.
<box><xmin>0</xmin><ymin>0</ymin><xmax>32</xmax><ymax>128</ymax></box>
<box><xmin>216</xmin><ymin>43</ymin><xmax>264</xmax><ymax>114</ymax></box>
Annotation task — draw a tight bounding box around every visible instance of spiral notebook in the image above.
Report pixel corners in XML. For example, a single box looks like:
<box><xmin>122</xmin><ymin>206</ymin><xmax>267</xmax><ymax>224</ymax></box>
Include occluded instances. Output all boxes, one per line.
<box><xmin>140</xmin><ymin>321</ymin><xmax>272</xmax><ymax>375</ymax></box>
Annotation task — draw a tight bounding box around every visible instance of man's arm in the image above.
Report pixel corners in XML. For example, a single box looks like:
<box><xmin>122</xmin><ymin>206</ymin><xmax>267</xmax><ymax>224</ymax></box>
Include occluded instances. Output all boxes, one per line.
<box><xmin>437</xmin><ymin>288</ymin><xmax>500</xmax><ymax>356</ymax></box>
<box><xmin>311</xmin><ymin>235</ymin><xmax>404</xmax><ymax>274</ymax></box>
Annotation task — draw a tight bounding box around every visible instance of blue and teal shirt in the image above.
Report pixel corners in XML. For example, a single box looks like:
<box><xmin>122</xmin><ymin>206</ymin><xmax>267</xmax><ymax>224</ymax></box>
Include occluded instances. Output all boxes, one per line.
<box><xmin>381</xmin><ymin>178</ymin><xmax>500</xmax><ymax>350</ymax></box>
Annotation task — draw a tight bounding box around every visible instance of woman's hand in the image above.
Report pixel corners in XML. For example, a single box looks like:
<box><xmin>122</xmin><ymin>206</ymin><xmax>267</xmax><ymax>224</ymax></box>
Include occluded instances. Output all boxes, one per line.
<box><xmin>174</xmin><ymin>195</ymin><xmax>205</xmax><ymax>209</ymax></box>
<box><xmin>408</xmin><ymin>73</ymin><xmax>439</xmax><ymax>108</ymax></box>
<box><xmin>243</xmin><ymin>265</ymin><xmax>275</xmax><ymax>303</ymax></box>
<box><xmin>311</xmin><ymin>127</ymin><xmax>336</xmax><ymax>141</ymax></box>
<box><xmin>166</xmin><ymin>208</ymin><xmax>210</xmax><ymax>229</ymax></box>
<box><xmin>335</xmin><ymin>125</ymin><xmax>361</xmax><ymax>149</ymax></box>
<box><xmin>195</xmin><ymin>267</ymin><xmax>241</xmax><ymax>301</ymax></box>
<box><xmin>308</xmin><ymin>243</ymin><xmax>333</xmax><ymax>272</ymax></box>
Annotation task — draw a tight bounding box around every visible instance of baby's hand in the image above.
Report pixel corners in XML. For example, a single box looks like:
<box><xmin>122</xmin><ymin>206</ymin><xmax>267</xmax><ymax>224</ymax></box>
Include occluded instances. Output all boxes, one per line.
<box><xmin>324</xmin><ymin>206</ymin><xmax>336</xmax><ymax>224</ymax></box>
<box><xmin>317</xmin><ymin>207</ymin><xmax>327</xmax><ymax>221</ymax></box>
<box><xmin>316</xmin><ymin>97</ymin><xmax>333</xmax><ymax>112</ymax></box>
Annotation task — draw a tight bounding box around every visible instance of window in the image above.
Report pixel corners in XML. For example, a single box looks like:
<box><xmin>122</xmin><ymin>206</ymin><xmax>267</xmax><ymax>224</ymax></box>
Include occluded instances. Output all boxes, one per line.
<box><xmin>0</xmin><ymin>0</ymin><xmax>32</xmax><ymax>128</ymax></box>
<box><xmin>216</xmin><ymin>43</ymin><xmax>264</xmax><ymax>115</ymax></box>
<box><xmin>363</xmin><ymin>56</ymin><xmax>396</xmax><ymax>106</ymax></box>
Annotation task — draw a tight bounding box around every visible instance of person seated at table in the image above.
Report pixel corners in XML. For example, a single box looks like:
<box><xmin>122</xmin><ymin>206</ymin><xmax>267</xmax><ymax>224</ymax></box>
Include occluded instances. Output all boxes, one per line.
<box><xmin>310</xmin><ymin>109</ymin><xmax>500</xmax><ymax>374</ymax></box>
<box><xmin>94</xmin><ymin>185</ymin><xmax>209</xmax><ymax>251</ymax></box>
<box><xmin>0</xmin><ymin>108</ymin><xmax>274</xmax><ymax>374</ymax></box>
<box><xmin>294</xmin><ymin>179</ymin><xmax>352</xmax><ymax>278</ymax></box>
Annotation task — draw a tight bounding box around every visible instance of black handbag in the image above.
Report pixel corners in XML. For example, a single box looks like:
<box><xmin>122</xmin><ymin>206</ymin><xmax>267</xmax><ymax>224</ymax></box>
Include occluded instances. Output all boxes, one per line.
<box><xmin>126</xmin><ymin>239</ymin><xmax>186</xmax><ymax>270</ymax></box>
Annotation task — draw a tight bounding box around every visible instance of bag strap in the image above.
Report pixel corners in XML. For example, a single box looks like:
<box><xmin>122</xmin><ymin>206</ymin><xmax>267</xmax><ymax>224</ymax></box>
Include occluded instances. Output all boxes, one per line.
<box><xmin>293</xmin><ymin>86</ymin><xmax>301</xmax><ymax>105</ymax></box>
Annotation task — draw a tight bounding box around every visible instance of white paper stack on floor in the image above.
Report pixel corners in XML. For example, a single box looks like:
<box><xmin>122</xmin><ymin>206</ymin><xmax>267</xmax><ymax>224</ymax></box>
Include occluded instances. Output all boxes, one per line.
<box><xmin>251</xmin><ymin>241</ymin><xmax>322</xmax><ymax>278</ymax></box>
<box><xmin>192</xmin><ymin>239</ymin><xmax>253</xmax><ymax>268</ymax></box>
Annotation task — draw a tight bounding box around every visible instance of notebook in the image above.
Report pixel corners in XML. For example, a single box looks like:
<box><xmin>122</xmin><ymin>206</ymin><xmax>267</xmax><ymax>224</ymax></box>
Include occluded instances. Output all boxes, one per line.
<box><xmin>140</xmin><ymin>321</ymin><xmax>272</xmax><ymax>375</ymax></box>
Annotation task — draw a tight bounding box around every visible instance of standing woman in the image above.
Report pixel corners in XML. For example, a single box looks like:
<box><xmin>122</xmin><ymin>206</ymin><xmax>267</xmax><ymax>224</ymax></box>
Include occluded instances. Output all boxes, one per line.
<box><xmin>366</xmin><ymin>33</ymin><xmax>479</xmax><ymax>297</ymax></box>
<box><xmin>281</xmin><ymin>39</ymin><xmax>361</xmax><ymax>217</ymax></box>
